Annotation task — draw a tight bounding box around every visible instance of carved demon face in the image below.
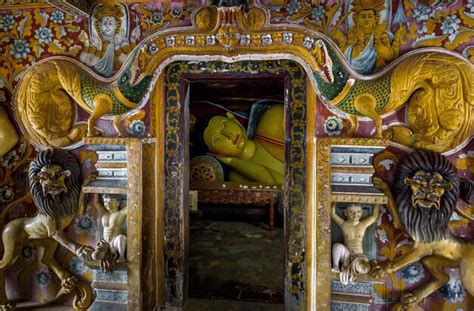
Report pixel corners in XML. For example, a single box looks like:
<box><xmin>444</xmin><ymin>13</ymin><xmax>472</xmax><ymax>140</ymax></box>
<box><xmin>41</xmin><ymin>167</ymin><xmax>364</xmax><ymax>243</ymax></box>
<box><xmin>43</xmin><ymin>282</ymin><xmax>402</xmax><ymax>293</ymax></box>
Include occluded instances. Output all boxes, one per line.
<box><xmin>34</xmin><ymin>164</ymin><xmax>70</xmax><ymax>198</ymax></box>
<box><xmin>404</xmin><ymin>170</ymin><xmax>452</xmax><ymax>210</ymax></box>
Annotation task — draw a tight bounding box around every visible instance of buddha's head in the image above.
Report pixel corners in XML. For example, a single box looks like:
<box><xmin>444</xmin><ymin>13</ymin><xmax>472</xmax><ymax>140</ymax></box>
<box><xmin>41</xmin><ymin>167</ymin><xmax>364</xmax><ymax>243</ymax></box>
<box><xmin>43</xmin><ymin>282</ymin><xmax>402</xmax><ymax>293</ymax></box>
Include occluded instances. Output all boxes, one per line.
<box><xmin>204</xmin><ymin>112</ymin><xmax>248</xmax><ymax>156</ymax></box>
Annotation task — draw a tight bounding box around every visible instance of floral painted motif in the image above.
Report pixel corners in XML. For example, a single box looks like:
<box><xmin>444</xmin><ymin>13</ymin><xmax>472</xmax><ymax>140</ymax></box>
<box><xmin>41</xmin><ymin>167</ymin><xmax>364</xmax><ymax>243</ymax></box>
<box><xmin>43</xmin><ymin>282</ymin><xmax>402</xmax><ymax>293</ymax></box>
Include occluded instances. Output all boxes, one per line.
<box><xmin>133</xmin><ymin>2</ymin><xmax>194</xmax><ymax>37</ymax></box>
<box><xmin>69</xmin><ymin>256</ymin><xmax>89</xmax><ymax>276</ymax></box>
<box><xmin>50</xmin><ymin>10</ymin><xmax>64</xmax><ymax>24</ymax></box>
<box><xmin>324</xmin><ymin>116</ymin><xmax>343</xmax><ymax>136</ymax></box>
<box><xmin>10</xmin><ymin>39</ymin><xmax>31</xmax><ymax>59</ymax></box>
<box><xmin>0</xmin><ymin>8</ymin><xmax>84</xmax><ymax>89</ymax></box>
<box><xmin>1</xmin><ymin>150</ymin><xmax>19</xmax><ymax>168</ymax></box>
<box><xmin>34</xmin><ymin>27</ymin><xmax>53</xmax><ymax>44</ymax></box>
<box><xmin>311</xmin><ymin>6</ymin><xmax>325</xmax><ymax>24</ymax></box>
<box><xmin>287</xmin><ymin>1</ymin><xmax>302</xmax><ymax>16</ymax></box>
<box><xmin>74</xmin><ymin>214</ymin><xmax>97</xmax><ymax>235</ymax></box>
<box><xmin>128</xmin><ymin>119</ymin><xmax>146</xmax><ymax>137</ymax></box>
<box><xmin>0</xmin><ymin>185</ymin><xmax>14</xmax><ymax>203</ymax></box>
<box><xmin>0</xmin><ymin>14</ymin><xmax>14</xmax><ymax>32</ymax></box>
<box><xmin>440</xmin><ymin>277</ymin><xmax>467</xmax><ymax>303</ymax></box>
<box><xmin>35</xmin><ymin>268</ymin><xmax>52</xmax><ymax>288</ymax></box>
<box><xmin>441</xmin><ymin>15</ymin><xmax>462</xmax><ymax>35</ymax></box>
<box><xmin>412</xmin><ymin>5</ymin><xmax>432</xmax><ymax>23</ymax></box>
<box><xmin>20</xmin><ymin>244</ymin><xmax>36</xmax><ymax>262</ymax></box>
<box><xmin>400</xmin><ymin>263</ymin><xmax>425</xmax><ymax>284</ymax></box>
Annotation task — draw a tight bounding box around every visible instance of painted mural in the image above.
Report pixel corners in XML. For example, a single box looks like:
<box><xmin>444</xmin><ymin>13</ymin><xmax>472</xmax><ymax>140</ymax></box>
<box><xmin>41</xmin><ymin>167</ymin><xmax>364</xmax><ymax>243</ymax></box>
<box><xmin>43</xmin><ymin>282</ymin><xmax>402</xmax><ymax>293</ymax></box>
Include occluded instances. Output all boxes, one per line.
<box><xmin>0</xmin><ymin>0</ymin><xmax>472</xmax><ymax>310</ymax></box>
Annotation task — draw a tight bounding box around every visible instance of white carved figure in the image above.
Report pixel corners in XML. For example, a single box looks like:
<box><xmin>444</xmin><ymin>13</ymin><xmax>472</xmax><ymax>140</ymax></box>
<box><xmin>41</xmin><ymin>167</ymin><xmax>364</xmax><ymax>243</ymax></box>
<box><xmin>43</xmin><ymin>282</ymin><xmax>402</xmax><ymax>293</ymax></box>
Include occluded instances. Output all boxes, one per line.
<box><xmin>331</xmin><ymin>204</ymin><xmax>379</xmax><ymax>284</ymax></box>
<box><xmin>90</xmin><ymin>193</ymin><xmax>127</xmax><ymax>272</ymax></box>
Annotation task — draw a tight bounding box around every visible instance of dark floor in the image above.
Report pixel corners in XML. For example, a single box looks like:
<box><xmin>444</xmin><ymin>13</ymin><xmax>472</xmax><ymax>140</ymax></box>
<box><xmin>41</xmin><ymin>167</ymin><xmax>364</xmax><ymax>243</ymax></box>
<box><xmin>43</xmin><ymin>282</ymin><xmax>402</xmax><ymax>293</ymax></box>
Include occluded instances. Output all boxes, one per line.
<box><xmin>189</xmin><ymin>219</ymin><xmax>284</xmax><ymax>306</ymax></box>
<box><xmin>186</xmin><ymin>298</ymin><xmax>284</xmax><ymax>311</ymax></box>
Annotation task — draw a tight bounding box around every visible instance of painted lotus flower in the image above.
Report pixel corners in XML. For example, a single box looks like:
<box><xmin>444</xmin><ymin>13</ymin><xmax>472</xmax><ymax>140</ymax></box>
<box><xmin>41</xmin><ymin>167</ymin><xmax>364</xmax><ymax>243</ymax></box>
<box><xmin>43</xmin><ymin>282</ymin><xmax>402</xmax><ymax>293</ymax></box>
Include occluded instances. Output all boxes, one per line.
<box><xmin>69</xmin><ymin>256</ymin><xmax>88</xmax><ymax>276</ymax></box>
<box><xmin>440</xmin><ymin>277</ymin><xmax>466</xmax><ymax>303</ymax></box>
<box><xmin>412</xmin><ymin>5</ymin><xmax>431</xmax><ymax>23</ymax></box>
<box><xmin>1</xmin><ymin>150</ymin><xmax>19</xmax><ymax>168</ymax></box>
<box><xmin>10</xmin><ymin>39</ymin><xmax>31</xmax><ymax>60</ymax></box>
<box><xmin>400</xmin><ymin>263</ymin><xmax>425</xmax><ymax>284</ymax></box>
<box><xmin>35</xmin><ymin>27</ymin><xmax>54</xmax><ymax>44</ymax></box>
<box><xmin>21</xmin><ymin>244</ymin><xmax>36</xmax><ymax>262</ymax></box>
<box><xmin>311</xmin><ymin>6</ymin><xmax>325</xmax><ymax>24</ymax></box>
<box><xmin>51</xmin><ymin>10</ymin><xmax>65</xmax><ymax>24</ymax></box>
<box><xmin>0</xmin><ymin>15</ymin><xmax>14</xmax><ymax>32</ymax></box>
<box><xmin>324</xmin><ymin>116</ymin><xmax>343</xmax><ymax>136</ymax></box>
<box><xmin>128</xmin><ymin>119</ymin><xmax>146</xmax><ymax>136</ymax></box>
<box><xmin>35</xmin><ymin>268</ymin><xmax>52</xmax><ymax>287</ymax></box>
<box><xmin>441</xmin><ymin>15</ymin><xmax>461</xmax><ymax>35</ymax></box>
<box><xmin>0</xmin><ymin>185</ymin><xmax>14</xmax><ymax>203</ymax></box>
<box><xmin>287</xmin><ymin>0</ymin><xmax>302</xmax><ymax>16</ymax></box>
<box><xmin>74</xmin><ymin>214</ymin><xmax>96</xmax><ymax>234</ymax></box>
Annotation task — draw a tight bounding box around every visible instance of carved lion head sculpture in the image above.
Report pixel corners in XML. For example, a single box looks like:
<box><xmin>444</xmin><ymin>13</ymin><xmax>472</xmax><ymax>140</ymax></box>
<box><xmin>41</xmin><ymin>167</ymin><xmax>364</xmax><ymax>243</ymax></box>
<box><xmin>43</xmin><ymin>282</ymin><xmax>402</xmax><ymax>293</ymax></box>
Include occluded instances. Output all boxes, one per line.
<box><xmin>29</xmin><ymin>149</ymin><xmax>81</xmax><ymax>219</ymax></box>
<box><xmin>393</xmin><ymin>149</ymin><xmax>459</xmax><ymax>243</ymax></box>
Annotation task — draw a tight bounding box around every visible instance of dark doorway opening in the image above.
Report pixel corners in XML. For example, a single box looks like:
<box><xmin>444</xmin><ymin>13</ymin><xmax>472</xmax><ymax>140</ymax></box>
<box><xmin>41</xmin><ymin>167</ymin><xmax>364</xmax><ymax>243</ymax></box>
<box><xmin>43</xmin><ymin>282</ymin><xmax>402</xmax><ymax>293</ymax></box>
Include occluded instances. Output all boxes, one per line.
<box><xmin>187</xmin><ymin>77</ymin><xmax>285</xmax><ymax>305</ymax></box>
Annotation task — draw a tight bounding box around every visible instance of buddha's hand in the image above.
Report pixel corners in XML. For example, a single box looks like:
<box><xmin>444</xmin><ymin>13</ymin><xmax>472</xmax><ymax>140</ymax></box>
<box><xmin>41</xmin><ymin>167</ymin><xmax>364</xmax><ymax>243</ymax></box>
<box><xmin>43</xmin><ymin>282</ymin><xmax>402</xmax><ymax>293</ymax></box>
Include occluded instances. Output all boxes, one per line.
<box><xmin>369</xmin><ymin>261</ymin><xmax>388</xmax><ymax>279</ymax></box>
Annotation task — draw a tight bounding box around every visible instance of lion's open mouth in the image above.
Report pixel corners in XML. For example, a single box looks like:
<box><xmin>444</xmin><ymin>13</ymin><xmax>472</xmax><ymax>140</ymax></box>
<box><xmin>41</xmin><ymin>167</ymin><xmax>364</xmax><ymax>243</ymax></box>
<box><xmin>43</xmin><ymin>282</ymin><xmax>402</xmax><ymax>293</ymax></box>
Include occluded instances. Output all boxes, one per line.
<box><xmin>414</xmin><ymin>198</ymin><xmax>439</xmax><ymax>209</ymax></box>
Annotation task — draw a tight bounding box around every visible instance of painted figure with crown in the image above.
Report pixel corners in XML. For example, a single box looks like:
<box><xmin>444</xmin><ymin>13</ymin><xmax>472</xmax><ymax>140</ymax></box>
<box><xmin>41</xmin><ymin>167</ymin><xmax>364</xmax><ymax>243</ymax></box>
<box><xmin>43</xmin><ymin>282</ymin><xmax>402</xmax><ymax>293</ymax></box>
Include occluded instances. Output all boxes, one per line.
<box><xmin>79</xmin><ymin>3</ymin><xmax>140</xmax><ymax>77</ymax></box>
<box><xmin>341</xmin><ymin>0</ymin><xmax>405</xmax><ymax>74</ymax></box>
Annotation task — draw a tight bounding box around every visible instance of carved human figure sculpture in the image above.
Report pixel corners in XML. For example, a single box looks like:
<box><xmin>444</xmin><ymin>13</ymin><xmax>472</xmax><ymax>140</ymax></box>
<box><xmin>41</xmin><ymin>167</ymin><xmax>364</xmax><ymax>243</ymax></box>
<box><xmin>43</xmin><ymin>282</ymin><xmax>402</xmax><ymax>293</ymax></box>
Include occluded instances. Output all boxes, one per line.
<box><xmin>90</xmin><ymin>193</ymin><xmax>127</xmax><ymax>272</ymax></box>
<box><xmin>331</xmin><ymin>203</ymin><xmax>379</xmax><ymax>284</ymax></box>
<box><xmin>203</xmin><ymin>109</ymin><xmax>284</xmax><ymax>185</ymax></box>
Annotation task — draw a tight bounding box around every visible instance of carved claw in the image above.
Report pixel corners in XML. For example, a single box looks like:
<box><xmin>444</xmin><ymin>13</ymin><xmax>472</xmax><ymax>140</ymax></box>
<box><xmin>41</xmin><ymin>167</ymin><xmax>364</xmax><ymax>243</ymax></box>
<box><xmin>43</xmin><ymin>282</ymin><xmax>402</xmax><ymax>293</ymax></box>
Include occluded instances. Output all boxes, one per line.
<box><xmin>76</xmin><ymin>245</ymin><xmax>95</xmax><ymax>261</ymax></box>
<box><xmin>391</xmin><ymin>292</ymin><xmax>421</xmax><ymax>311</ymax></box>
<box><xmin>72</xmin><ymin>278</ymin><xmax>94</xmax><ymax>310</ymax></box>
<box><xmin>372</xmin><ymin>176</ymin><xmax>389</xmax><ymax>192</ymax></box>
<box><xmin>55</xmin><ymin>275</ymin><xmax>77</xmax><ymax>299</ymax></box>
<box><xmin>370</xmin><ymin>262</ymin><xmax>388</xmax><ymax>279</ymax></box>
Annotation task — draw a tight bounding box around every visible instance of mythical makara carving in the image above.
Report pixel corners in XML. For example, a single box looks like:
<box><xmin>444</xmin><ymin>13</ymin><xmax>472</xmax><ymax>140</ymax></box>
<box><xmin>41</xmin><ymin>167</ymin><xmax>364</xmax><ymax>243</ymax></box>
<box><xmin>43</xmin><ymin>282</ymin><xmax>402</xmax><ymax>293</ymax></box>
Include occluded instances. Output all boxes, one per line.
<box><xmin>372</xmin><ymin>149</ymin><xmax>474</xmax><ymax>310</ymax></box>
<box><xmin>0</xmin><ymin>149</ymin><xmax>94</xmax><ymax>310</ymax></box>
<box><xmin>16</xmin><ymin>55</ymin><xmax>152</xmax><ymax>148</ymax></box>
<box><xmin>311</xmin><ymin>40</ymin><xmax>474</xmax><ymax>148</ymax></box>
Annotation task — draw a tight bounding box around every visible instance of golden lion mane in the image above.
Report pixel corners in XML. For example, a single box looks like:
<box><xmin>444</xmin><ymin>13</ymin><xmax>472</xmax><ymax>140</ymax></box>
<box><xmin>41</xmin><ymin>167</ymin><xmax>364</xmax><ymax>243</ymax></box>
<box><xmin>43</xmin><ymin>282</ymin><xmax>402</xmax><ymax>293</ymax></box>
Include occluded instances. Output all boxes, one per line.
<box><xmin>393</xmin><ymin>149</ymin><xmax>459</xmax><ymax>243</ymax></box>
<box><xmin>29</xmin><ymin>149</ymin><xmax>81</xmax><ymax>218</ymax></box>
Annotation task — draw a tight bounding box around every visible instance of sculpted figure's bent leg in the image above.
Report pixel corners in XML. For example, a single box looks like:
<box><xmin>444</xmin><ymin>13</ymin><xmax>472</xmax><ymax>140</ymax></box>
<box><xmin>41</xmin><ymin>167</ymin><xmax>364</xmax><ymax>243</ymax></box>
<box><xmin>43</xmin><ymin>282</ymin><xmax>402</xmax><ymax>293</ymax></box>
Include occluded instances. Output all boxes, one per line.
<box><xmin>110</xmin><ymin>234</ymin><xmax>127</xmax><ymax>261</ymax></box>
<box><xmin>332</xmin><ymin>243</ymin><xmax>350</xmax><ymax>273</ymax></box>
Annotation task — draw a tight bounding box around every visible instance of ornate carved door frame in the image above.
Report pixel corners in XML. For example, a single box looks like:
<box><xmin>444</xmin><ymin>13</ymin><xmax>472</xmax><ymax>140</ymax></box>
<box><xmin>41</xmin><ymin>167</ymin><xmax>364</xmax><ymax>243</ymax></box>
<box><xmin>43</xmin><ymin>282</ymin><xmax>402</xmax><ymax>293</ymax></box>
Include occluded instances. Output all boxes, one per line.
<box><xmin>157</xmin><ymin>59</ymin><xmax>314</xmax><ymax>310</ymax></box>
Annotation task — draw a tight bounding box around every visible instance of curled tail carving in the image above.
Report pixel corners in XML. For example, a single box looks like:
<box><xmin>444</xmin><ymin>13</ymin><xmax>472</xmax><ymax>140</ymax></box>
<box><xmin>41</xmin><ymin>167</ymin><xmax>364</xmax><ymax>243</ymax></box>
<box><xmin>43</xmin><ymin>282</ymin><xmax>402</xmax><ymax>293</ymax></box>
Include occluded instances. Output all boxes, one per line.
<box><xmin>17</xmin><ymin>60</ymin><xmax>87</xmax><ymax>148</ymax></box>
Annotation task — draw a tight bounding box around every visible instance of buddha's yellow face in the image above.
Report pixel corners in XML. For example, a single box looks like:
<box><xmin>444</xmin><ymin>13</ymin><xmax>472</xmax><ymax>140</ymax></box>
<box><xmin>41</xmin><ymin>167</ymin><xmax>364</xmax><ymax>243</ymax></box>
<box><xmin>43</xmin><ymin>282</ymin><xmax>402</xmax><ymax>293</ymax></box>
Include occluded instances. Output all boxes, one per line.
<box><xmin>204</xmin><ymin>114</ymin><xmax>248</xmax><ymax>156</ymax></box>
